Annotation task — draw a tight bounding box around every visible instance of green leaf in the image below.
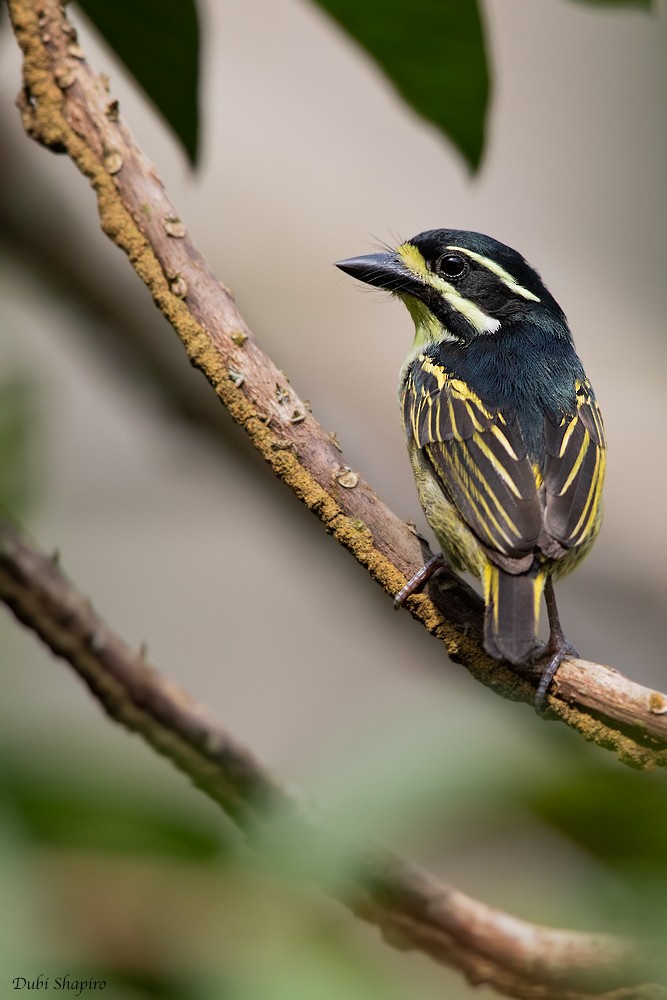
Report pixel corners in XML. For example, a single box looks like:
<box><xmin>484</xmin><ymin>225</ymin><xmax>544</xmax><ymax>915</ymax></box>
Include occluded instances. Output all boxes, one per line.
<box><xmin>310</xmin><ymin>0</ymin><xmax>489</xmax><ymax>171</ymax></box>
<box><xmin>74</xmin><ymin>0</ymin><xmax>200</xmax><ymax>165</ymax></box>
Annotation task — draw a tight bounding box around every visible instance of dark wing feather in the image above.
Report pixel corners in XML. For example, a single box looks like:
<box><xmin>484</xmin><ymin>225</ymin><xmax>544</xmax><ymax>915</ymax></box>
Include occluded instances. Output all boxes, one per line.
<box><xmin>404</xmin><ymin>357</ymin><xmax>542</xmax><ymax>563</ymax></box>
<box><xmin>543</xmin><ymin>382</ymin><xmax>606</xmax><ymax>549</ymax></box>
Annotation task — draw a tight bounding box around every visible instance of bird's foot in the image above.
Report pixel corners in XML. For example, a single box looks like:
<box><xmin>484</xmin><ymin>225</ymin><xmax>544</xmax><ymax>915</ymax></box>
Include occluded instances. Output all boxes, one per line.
<box><xmin>394</xmin><ymin>554</ymin><xmax>446</xmax><ymax>609</ymax></box>
<box><xmin>532</xmin><ymin>638</ymin><xmax>579</xmax><ymax>714</ymax></box>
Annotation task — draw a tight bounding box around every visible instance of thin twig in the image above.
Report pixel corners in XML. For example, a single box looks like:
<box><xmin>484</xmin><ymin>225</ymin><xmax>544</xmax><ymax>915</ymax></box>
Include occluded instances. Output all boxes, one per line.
<box><xmin>5</xmin><ymin>0</ymin><xmax>667</xmax><ymax>764</ymax></box>
<box><xmin>0</xmin><ymin>515</ymin><xmax>661</xmax><ymax>1000</ymax></box>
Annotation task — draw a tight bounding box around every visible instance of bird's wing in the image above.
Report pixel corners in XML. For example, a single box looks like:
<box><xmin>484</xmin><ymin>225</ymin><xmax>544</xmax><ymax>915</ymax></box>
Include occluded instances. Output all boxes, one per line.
<box><xmin>542</xmin><ymin>380</ymin><xmax>606</xmax><ymax>549</ymax></box>
<box><xmin>403</xmin><ymin>357</ymin><xmax>542</xmax><ymax>563</ymax></box>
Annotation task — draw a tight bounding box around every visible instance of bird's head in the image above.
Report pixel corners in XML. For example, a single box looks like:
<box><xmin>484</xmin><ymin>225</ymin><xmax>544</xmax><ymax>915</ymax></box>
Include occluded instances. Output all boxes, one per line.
<box><xmin>336</xmin><ymin>229</ymin><xmax>566</xmax><ymax>347</ymax></box>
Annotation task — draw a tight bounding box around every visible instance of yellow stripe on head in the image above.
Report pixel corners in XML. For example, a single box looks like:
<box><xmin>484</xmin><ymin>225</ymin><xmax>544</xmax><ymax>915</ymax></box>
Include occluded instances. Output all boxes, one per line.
<box><xmin>397</xmin><ymin>242</ymin><xmax>501</xmax><ymax>336</ymax></box>
<box><xmin>447</xmin><ymin>246</ymin><xmax>541</xmax><ymax>303</ymax></box>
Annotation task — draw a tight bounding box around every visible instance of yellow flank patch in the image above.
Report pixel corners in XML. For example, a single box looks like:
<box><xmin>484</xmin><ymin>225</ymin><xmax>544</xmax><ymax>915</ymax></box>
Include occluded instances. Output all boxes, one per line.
<box><xmin>447</xmin><ymin>245</ymin><xmax>541</xmax><ymax>303</ymax></box>
<box><xmin>398</xmin><ymin>242</ymin><xmax>501</xmax><ymax>335</ymax></box>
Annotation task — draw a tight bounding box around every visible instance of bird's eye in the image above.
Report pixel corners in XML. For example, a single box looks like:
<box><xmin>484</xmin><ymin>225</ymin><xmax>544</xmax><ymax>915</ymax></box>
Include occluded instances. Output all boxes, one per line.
<box><xmin>437</xmin><ymin>253</ymin><xmax>467</xmax><ymax>279</ymax></box>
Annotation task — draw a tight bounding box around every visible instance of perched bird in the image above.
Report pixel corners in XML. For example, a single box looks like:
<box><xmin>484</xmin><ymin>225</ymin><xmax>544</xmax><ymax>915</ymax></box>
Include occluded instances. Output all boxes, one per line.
<box><xmin>336</xmin><ymin>230</ymin><xmax>606</xmax><ymax>708</ymax></box>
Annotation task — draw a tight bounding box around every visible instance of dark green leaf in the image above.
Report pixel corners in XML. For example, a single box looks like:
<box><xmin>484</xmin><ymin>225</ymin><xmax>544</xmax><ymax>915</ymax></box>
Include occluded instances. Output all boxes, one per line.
<box><xmin>310</xmin><ymin>0</ymin><xmax>489</xmax><ymax>170</ymax></box>
<box><xmin>74</xmin><ymin>0</ymin><xmax>200</xmax><ymax>165</ymax></box>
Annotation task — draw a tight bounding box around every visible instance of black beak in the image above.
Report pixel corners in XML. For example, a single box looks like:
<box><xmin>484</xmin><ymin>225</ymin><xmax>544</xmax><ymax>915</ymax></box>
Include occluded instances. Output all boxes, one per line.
<box><xmin>335</xmin><ymin>252</ymin><xmax>411</xmax><ymax>292</ymax></box>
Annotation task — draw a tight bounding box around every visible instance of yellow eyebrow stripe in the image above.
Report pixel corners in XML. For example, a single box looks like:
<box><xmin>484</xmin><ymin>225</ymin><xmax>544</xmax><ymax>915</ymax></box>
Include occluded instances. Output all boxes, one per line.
<box><xmin>446</xmin><ymin>245</ymin><xmax>541</xmax><ymax>303</ymax></box>
<box><xmin>398</xmin><ymin>242</ymin><xmax>501</xmax><ymax>335</ymax></box>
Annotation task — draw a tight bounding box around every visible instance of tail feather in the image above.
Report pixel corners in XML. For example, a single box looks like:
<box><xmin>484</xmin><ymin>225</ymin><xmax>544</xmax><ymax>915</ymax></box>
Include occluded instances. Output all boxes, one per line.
<box><xmin>483</xmin><ymin>564</ymin><xmax>545</xmax><ymax>665</ymax></box>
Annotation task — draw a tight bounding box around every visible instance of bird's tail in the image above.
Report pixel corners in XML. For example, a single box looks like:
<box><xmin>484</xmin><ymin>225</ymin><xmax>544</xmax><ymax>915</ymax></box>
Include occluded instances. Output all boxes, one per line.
<box><xmin>483</xmin><ymin>563</ymin><xmax>545</xmax><ymax>665</ymax></box>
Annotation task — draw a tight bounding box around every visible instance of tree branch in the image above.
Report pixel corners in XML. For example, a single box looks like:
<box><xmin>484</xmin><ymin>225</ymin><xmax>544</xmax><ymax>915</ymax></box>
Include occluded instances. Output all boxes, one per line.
<box><xmin>0</xmin><ymin>514</ymin><xmax>661</xmax><ymax>1000</ymax></box>
<box><xmin>5</xmin><ymin>0</ymin><xmax>667</xmax><ymax>764</ymax></box>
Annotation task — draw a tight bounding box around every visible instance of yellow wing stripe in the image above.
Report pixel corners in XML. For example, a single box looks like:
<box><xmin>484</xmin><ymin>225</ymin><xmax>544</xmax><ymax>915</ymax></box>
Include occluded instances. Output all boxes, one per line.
<box><xmin>490</xmin><ymin>424</ymin><xmax>518</xmax><ymax>460</ymax></box>
<box><xmin>472</xmin><ymin>431</ymin><xmax>523</xmax><ymax>498</ymax></box>
<box><xmin>435</xmin><ymin>443</ymin><xmax>521</xmax><ymax>548</ymax></box>
<box><xmin>464</xmin><ymin>400</ymin><xmax>486</xmax><ymax>433</ymax></box>
<box><xmin>570</xmin><ymin>445</ymin><xmax>605</xmax><ymax>544</ymax></box>
<box><xmin>448</xmin><ymin>396</ymin><xmax>460</xmax><ymax>439</ymax></box>
<box><xmin>419</xmin><ymin>355</ymin><xmax>447</xmax><ymax>390</ymax></box>
<box><xmin>558</xmin><ymin>415</ymin><xmax>579</xmax><ymax>457</ymax></box>
<box><xmin>558</xmin><ymin>431</ymin><xmax>590</xmax><ymax>496</ymax></box>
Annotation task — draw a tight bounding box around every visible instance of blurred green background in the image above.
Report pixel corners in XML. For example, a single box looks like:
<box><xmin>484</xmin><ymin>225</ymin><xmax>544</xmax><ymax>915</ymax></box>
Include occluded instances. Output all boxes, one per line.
<box><xmin>1</xmin><ymin>0</ymin><xmax>666</xmax><ymax>996</ymax></box>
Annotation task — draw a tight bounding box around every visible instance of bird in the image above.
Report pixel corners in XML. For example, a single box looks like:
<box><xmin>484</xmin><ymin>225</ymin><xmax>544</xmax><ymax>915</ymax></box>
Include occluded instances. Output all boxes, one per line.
<box><xmin>335</xmin><ymin>229</ymin><xmax>606</xmax><ymax>709</ymax></box>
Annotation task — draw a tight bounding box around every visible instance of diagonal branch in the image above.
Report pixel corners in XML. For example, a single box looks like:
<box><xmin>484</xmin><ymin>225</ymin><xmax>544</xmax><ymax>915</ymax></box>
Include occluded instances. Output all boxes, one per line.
<box><xmin>5</xmin><ymin>0</ymin><xmax>667</xmax><ymax>768</ymax></box>
<box><xmin>0</xmin><ymin>514</ymin><xmax>662</xmax><ymax>1000</ymax></box>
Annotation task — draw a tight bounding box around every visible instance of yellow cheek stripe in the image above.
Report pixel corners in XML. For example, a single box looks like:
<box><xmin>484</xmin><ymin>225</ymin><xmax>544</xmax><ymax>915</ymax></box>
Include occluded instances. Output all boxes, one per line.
<box><xmin>398</xmin><ymin>242</ymin><xmax>501</xmax><ymax>335</ymax></box>
<box><xmin>446</xmin><ymin>245</ymin><xmax>541</xmax><ymax>303</ymax></box>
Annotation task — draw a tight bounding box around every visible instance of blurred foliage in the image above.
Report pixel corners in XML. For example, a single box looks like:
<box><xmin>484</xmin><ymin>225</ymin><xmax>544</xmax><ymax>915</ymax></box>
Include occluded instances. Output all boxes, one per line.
<box><xmin>516</xmin><ymin>736</ymin><xmax>667</xmax><ymax>943</ymax></box>
<box><xmin>0</xmin><ymin>759</ymin><xmax>233</xmax><ymax>860</ymax></box>
<box><xmin>0</xmin><ymin>744</ymin><xmax>448</xmax><ymax>999</ymax></box>
<box><xmin>1</xmin><ymin>718</ymin><xmax>666</xmax><ymax>995</ymax></box>
<box><xmin>74</xmin><ymin>0</ymin><xmax>200</xmax><ymax>165</ymax></box>
<box><xmin>0</xmin><ymin>376</ymin><xmax>36</xmax><ymax>517</ymax></box>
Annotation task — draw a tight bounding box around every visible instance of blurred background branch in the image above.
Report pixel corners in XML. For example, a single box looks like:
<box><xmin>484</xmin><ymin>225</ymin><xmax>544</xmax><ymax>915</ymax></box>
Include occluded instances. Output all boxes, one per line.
<box><xmin>0</xmin><ymin>513</ymin><xmax>660</xmax><ymax>999</ymax></box>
